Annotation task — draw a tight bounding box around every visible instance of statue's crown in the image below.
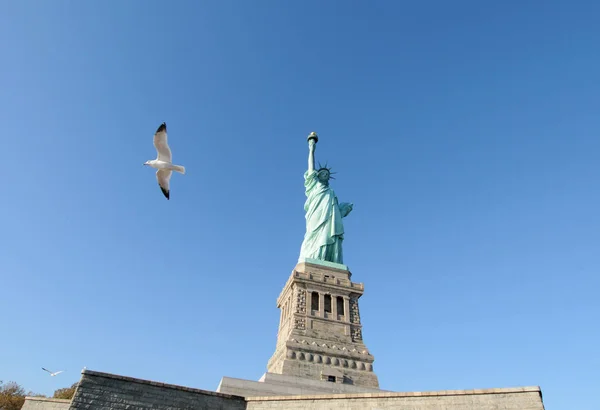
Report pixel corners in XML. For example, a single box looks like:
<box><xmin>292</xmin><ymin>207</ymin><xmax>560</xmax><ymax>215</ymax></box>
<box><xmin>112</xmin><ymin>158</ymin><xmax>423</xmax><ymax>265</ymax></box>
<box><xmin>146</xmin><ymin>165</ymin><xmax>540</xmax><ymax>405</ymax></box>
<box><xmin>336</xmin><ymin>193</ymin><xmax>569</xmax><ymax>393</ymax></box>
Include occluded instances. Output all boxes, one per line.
<box><xmin>317</xmin><ymin>162</ymin><xmax>336</xmax><ymax>179</ymax></box>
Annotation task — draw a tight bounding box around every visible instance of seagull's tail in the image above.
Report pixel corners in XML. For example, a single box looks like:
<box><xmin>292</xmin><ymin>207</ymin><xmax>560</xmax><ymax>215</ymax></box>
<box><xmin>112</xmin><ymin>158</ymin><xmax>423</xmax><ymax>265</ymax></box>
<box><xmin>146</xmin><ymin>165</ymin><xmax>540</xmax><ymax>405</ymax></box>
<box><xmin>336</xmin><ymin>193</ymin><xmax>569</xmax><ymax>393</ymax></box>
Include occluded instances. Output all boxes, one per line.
<box><xmin>172</xmin><ymin>165</ymin><xmax>186</xmax><ymax>175</ymax></box>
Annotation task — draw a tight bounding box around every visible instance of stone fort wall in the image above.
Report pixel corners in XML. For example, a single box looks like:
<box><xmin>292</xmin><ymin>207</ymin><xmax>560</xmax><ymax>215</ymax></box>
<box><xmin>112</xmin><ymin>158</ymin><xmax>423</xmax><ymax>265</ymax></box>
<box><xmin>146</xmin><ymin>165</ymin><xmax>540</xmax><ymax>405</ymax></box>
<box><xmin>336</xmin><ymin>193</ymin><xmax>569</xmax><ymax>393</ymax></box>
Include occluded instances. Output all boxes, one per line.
<box><xmin>21</xmin><ymin>371</ymin><xmax>544</xmax><ymax>410</ymax></box>
<box><xmin>69</xmin><ymin>370</ymin><xmax>246</xmax><ymax>410</ymax></box>
<box><xmin>245</xmin><ymin>387</ymin><xmax>545</xmax><ymax>410</ymax></box>
<box><xmin>21</xmin><ymin>397</ymin><xmax>70</xmax><ymax>410</ymax></box>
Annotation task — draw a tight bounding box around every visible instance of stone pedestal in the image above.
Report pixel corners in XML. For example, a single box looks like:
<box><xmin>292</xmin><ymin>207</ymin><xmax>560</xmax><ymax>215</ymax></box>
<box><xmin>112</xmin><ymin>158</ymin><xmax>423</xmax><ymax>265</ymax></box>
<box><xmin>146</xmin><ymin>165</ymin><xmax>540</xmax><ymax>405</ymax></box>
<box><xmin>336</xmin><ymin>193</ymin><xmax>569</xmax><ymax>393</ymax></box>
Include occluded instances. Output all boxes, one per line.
<box><xmin>266</xmin><ymin>259</ymin><xmax>379</xmax><ymax>389</ymax></box>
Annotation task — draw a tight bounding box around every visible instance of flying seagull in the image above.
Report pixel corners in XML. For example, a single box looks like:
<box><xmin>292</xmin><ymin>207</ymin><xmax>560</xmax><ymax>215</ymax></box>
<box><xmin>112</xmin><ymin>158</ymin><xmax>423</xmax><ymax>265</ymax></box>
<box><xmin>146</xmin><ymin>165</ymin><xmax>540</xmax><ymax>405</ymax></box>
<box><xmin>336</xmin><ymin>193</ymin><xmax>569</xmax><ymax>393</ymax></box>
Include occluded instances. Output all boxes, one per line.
<box><xmin>143</xmin><ymin>122</ymin><xmax>186</xmax><ymax>200</ymax></box>
<box><xmin>42</xmin><ymin>368</ymin><xmax>64</xmax><ymax>377</ymax></box>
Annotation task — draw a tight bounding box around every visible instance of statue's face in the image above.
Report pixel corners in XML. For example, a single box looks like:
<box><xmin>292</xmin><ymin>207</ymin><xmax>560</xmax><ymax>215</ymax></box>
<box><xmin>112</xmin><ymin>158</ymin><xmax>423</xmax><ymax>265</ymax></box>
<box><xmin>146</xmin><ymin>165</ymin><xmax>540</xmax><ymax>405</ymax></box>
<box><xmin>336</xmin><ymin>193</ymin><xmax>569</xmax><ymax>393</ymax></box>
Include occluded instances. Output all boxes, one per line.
<box><xmin>317</xmin><ymin>169</ymin><xmax>330</xmax><ymax>183</ymax></box>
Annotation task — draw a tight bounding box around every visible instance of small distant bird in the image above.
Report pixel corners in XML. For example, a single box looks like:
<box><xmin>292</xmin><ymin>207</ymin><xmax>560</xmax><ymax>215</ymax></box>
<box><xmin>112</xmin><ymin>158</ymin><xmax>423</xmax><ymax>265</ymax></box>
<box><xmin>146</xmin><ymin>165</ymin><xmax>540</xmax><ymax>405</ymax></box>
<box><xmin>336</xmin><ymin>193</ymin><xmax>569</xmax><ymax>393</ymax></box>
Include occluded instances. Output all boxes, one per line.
<box><xmin>42</xmin><ymin>367</ymin><xmax>64</xmax><ymax>377</ymax></box>
<box><xmin>143</xmin><ymin>122</ymin><xmax>186</xmax><ymax>200</ymax></box>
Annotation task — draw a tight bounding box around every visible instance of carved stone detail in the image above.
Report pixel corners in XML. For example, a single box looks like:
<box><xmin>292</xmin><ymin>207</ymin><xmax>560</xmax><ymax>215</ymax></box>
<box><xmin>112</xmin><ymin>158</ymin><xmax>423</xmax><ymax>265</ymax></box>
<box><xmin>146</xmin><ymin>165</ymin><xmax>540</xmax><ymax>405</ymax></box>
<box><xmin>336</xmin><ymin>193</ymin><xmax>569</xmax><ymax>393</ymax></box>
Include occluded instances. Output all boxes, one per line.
<box><xmin>294</xmin><ymin>317</ymin><xmax>306</xmax><ymax>330</ymax></box>
<box><xmin>349</xmin><ymin>296</ymin><xmax>360</xmax><ymax>324</ymax></box>
<box><xmin>351</xmin><ymin>326</ymin><xmax>363</xmax><ymax>341</ymax></box>
<box><xmin>296</xmin><ymin>286</ymin><xmax>307</xmax><ymax>314</ymax></box>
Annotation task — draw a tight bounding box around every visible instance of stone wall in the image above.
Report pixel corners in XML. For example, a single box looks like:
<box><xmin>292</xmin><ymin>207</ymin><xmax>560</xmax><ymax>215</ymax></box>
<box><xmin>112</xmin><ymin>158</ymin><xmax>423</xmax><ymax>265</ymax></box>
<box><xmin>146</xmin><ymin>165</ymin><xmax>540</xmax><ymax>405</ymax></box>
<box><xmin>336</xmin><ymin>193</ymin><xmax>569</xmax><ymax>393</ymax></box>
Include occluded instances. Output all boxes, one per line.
<box><xmin>69</xmin><ymin>370</ymin><xmax>246</xmax><ymax>410</ymax></box>
<box><xmin>245</xmin><ymin>387</ymin><xmax>545</xmax><ymax>410</ymax></box>
<box><xmin>21</xmin><ymin>397</ymin><xmax>70</xmax><ymax>410</ymax></box>
<box><xmin>63</xmin><ymin>370</ymin><xmax>545</xmax><ymax>410</ymax></box>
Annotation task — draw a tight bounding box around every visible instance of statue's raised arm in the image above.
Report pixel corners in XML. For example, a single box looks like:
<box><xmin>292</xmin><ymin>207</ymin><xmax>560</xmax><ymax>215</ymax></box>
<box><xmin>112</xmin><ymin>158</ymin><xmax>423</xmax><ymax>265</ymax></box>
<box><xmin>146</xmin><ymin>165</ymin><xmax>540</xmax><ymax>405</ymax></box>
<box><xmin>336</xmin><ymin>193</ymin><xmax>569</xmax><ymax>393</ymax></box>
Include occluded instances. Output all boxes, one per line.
<box><xmin>307</xmin><ymin>132</ymin><xmax>318</xmax><ymax>173</ymax></box>
<box><xmin>298</xmin><ymin>132</ymin><xmax>352</xmax><ymax>265</ymax></box>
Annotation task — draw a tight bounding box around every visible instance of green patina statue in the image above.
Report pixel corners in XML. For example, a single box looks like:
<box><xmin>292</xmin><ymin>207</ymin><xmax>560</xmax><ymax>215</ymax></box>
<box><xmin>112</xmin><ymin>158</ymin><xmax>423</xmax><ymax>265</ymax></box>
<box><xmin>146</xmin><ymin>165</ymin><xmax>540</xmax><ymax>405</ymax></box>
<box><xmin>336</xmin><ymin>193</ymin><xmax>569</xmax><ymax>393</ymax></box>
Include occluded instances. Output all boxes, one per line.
<box><xmin>298</xmin><ymin>132</ymin><xmax>353</xmax><ymax>264</ymax></box>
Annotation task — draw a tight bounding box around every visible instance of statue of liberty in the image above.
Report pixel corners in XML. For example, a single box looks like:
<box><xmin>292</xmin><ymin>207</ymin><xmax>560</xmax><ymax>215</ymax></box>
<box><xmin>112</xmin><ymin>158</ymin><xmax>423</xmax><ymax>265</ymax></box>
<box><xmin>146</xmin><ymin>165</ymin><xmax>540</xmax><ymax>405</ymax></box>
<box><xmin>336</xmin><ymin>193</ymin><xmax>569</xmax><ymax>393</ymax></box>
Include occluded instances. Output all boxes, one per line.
<box><xmin>299</xmin><ymin>132</ymin><xmax>353</xmax><ymax>264</ymax></box>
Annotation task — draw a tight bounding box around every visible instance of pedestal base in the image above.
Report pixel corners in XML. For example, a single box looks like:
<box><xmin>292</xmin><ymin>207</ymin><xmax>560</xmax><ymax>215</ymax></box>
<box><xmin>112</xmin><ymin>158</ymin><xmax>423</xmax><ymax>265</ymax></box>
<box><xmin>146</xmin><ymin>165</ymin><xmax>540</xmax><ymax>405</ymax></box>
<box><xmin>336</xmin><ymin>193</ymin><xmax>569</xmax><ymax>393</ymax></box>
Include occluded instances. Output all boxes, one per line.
<box><xmin>266</xmin><ymin>260</ymin><xmax>379</xmax><ymax>389</ymax></box>
<box><xmin>217</xmin><ymin>372</ymin><xmax>384</xmax><ymax>397</ymax></box>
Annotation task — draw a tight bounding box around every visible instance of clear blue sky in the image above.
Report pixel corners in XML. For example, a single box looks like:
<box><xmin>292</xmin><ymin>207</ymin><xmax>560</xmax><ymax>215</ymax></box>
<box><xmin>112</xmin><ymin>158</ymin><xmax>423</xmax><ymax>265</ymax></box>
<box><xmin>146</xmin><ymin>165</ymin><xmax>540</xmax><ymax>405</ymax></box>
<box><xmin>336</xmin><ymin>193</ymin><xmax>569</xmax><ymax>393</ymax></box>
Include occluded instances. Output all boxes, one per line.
<box><xmin>1</xmin><ymin>1</ymin><xmax>598</xmax><ymax>409</ymax></box>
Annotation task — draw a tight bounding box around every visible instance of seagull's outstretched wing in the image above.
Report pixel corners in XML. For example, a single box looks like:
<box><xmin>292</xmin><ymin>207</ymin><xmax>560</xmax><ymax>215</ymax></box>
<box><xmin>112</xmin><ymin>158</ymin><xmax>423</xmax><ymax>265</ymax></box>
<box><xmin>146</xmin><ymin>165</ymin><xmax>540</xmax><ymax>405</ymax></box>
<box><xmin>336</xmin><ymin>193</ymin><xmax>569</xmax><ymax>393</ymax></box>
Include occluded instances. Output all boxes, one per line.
<box><xmin>42</xmin><ymin>368</ymin><xmax>64</xmax><ymax>376</ymax></box>
<box><xmin>153</xmin><ymin>122</ymin><xmax>172</xmax><ymax>163</ymax></box>
<box><xmin>156</xmin><ymin>169</ymin><xmax>172</xmax><ymax>200</ymax></box>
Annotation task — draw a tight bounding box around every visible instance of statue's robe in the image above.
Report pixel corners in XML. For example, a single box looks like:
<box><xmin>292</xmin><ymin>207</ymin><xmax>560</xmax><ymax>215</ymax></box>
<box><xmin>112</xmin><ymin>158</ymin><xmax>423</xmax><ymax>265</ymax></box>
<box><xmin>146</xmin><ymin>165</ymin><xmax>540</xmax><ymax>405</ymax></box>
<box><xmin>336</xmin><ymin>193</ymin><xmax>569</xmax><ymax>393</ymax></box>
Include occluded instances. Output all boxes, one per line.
<box><xmin>299</xmin><ymin>170</ymin><xmax>351</xmax><ymax>264</ymax></box>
